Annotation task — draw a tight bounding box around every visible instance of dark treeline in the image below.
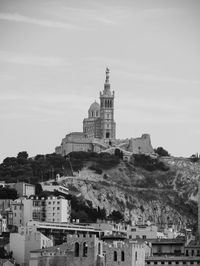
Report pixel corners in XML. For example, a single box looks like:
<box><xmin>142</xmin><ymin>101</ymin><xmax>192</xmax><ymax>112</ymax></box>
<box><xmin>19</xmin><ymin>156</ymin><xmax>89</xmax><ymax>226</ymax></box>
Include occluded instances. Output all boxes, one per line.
<box><xmin>0</xmin><ymin>151</ymin><xmax>120</xmax><ymax>184</ymax></box>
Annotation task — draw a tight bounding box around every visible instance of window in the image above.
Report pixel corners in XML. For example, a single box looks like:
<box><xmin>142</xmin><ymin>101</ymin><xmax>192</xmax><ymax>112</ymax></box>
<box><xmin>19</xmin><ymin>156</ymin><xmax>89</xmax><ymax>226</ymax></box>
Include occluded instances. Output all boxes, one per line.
<box><xmin>107</xmin><ymin>114</ymin><xmax>109</xmax><ymax>119</ymax></box>
<box><xmin>192</xmin><ymin>250</ymin><xmax>194</xmax><ymax>256</ymax></box>
<box><xmin>49</xmin><ymin>202</ymin><xmax>51</xmax><ymax>205</ymax></box>
<box><xmin>83</xmin><ymin>242</ymin><xmax>88</xmax><ymax>257</ymax></box>
<box><xmin>183</xmin><ymin>262</ymin><xmax>186</xmax><ymax>265</ymax></box>
<box><xmin>121</xmin><ymin>251</ymin><xmax>125</xmax><ymax>262</ymax></box>
<box><xmin>135</xmin><ymin>252</ymin><xmax>137</xmax><ymax>261</ymax></box>
<box><xmin>154</xmin><ymin>262</ymin><xmax>157</xmax><ymax>265</ymax></box>
<box><xmin>114</xmin><ymin>251</ymin><xmax>117</xmax><ymax>261</ymax></box>
<box><xmin>186</xmin><ymin>250</ymin><xmax>189</xmax><ymax>256</ymax></box>
<box><xmin>190</xmin><ymin>262</ymin><xmax>194</xmax><ymax>265</ymax></box>
<box><xmin>176</xmin><ymin>262</ymin><xmax>179</xmax><ymax>264</ymax></box>
<box><xmin>168</xmin><ymin>262</ymin><xmax>172</xmax><ymax>264</ymax></box>
<box><xmin>98</xmin><ymin>243</ymin><xmax>101</xmax><ymax>255</ymax></box>
<box><xmin>147</xmin><ymin>262</ymin><xmax>150</xmax><ymax>265</ymax></box>
<box><xmin>143</xmin><ymin>235</ymin><xmax>146</xmax><ymax>239</ymax></box>
<box><xmin>197</xmin><ymin>250</ymin><xmax>200</xmax><ymax>256</ymax></box>
<box><xmin>75</xmin><ymin>242</ymin><xmax>79</xmax><ymax>257</ymax></box>
<box><xmin>161</xmin><ymin>262</ymin><xmax>164</xmax><ymax>264</ymax></box>
<box><xmin>57</xmin><ymin>207</ymin><xmax>60</xmax><ymax>210</ymax></box>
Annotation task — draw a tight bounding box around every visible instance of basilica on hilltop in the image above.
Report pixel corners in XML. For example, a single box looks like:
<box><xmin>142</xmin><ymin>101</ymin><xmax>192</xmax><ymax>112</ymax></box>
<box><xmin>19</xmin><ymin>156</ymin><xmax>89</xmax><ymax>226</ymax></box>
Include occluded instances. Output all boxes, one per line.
<box><xmin>55</xmin><ymin>69</ymin><xmax>154</xmax><ymax>159</ymax></box>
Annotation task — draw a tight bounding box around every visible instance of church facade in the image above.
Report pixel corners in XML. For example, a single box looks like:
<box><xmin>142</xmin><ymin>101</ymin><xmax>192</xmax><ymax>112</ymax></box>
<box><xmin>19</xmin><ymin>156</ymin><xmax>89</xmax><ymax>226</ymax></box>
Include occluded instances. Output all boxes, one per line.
<box><xmin>83</xmin><ymin>68</ymin><xmax>115</xmax><ymax>140</ymax></box>
<box><xmin>55</xmin><ymin>69</ymin><xmax>154</xmax><ymax>157</ymax></box>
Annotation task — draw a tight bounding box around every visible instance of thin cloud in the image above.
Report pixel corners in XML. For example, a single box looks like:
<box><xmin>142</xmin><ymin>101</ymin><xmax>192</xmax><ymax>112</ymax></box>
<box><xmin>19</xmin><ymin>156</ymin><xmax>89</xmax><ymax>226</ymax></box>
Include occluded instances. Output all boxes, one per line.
<box><xmin>119</xmin><ymin>71</ymin><xmax>200</xmax><ymax>85</ymax></box>
<box><xmin>0</xmin><ymin>51</ymin><xmax>69</xmax><ymax>67</ymax></box>
<box><xmin>0</xmin><ymin>12</ymin><xmax>81</xmax><ymax>30</ymax></box>
<box><xmin>95</xmin><ymin>17</ymin><xmax>117</xmax><ymax>25</ymax></box>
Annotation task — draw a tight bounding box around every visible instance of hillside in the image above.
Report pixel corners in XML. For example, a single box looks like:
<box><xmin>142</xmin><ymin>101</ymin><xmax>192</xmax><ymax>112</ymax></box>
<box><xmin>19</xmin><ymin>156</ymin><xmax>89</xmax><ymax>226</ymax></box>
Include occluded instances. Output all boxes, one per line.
<box><xmin>59</xmin><ymin>155</ymin><xmax>199</xmax><ymax>231</ymax></box>
<box><xmin>0</xmin><ymin>151</ymin><xmax>199</xmax><ymax>232</ymax></box>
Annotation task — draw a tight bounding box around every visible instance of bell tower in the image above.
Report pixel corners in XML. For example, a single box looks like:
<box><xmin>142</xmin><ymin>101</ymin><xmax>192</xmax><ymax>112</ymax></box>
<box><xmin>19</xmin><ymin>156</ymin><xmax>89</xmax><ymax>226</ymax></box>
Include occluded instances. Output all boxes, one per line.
<box><xmin>100</xmin><ymin>68</ymin><xmax>116</xmax><ymax>140</ymax></box>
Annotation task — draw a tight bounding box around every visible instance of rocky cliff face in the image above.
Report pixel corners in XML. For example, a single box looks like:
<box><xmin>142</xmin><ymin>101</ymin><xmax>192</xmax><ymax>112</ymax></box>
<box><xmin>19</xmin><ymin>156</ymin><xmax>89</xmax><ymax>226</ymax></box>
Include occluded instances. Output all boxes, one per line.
<box><xmin>61</xmin><ymin>156</ymin><xmax>199</xmax><ymax>231</ymax></box>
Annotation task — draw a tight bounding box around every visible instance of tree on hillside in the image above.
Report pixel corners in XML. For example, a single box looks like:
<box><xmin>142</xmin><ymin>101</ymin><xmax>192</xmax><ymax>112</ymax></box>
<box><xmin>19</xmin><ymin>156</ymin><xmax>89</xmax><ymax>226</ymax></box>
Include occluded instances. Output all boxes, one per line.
<box><xmin>35</xmin><ymin>183</ymin><xmax>43</xmax><ymax>195</ymax></box>
<box><xmin>154</xmin><ymin>147</ymin><xmax>170</xmax><ymax>157</ymax></box>
<box><xmin>108</xmin><ymin>210</ymin><xmax>124</xmax><ymax>222</ymax></box>
<box><xmin>17</xmin><ymin>151</ymin><xmax>29</xmax><ymax>160</ymax></box>
<box><xmin>0</xmin><ymin>188</ymin><xmax>18</xmax><ymax>199</ymax></box>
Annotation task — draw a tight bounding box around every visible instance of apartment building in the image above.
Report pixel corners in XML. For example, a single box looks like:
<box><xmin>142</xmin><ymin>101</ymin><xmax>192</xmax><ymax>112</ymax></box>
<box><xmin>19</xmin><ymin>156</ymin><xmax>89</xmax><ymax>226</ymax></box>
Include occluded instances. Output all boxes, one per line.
<box><xmin>10</xmin><ymin>196</ymin><xmax>71</xmax><ymax>227</ymax></box>
<box><xmin>45</xmin><ymin>196</ymin><xmax>71</xmax><ymax>223</ymax></box>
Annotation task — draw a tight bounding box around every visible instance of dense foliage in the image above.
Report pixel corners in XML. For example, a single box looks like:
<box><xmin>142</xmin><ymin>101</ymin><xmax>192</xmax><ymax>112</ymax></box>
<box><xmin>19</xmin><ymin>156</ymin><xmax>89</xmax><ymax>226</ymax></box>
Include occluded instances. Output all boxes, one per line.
<box><xmin>68</xmin><ymin>151</ymin><xmax>120</xmax><ymax>171</ymax></box>
<box><xmin>133</xmin><ymin>154</ymin><xmax>169</xmax><ymax>172</ymax></box>
<box><xmin>154</xmin><ymin>147</ymin><xmax>170</xmax><ymax>157</ymax></box>
<box><xmin>0</xmin><ymin>187</ymin><xmax>18</xmax><ymax>199</ymax></box>
<box><xmin>108</xmin><ymin>210</ymin><xmax>124</xmax><ymax>222</ymax></box>
<box><xmin>0</xmin><ymin>152</ymin><xmax>69</xmax><ymax>184</ymax></box>
<box><xmin>0</xmin><ymin>151</ymin><xmax>120</xmax><ymax>184</ymax></box>
<box><xmin>190</xmin><ymin>154</ymin><xmax>199</xmax><ymax>163</ymax></box>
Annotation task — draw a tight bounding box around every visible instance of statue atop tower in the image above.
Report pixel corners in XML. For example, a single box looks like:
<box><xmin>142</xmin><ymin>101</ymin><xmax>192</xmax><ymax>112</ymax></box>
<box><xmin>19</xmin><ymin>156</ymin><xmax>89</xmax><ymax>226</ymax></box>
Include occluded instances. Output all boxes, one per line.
<box><xmin>105</xmin><ymin>67</ymin><xmax>110</xmax><ymax>84</ymax></box>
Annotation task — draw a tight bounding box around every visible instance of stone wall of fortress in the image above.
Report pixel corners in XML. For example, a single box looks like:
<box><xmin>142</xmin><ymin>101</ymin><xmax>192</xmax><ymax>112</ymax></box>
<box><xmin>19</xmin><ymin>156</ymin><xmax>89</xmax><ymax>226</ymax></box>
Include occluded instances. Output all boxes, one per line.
<box><xmin>55</xmin><ymin>133</ymin><xmax>154</xmax><ymax>156</ymax></box>
<box><xmin>128</xmin><ymin>134</ymin><xmax>154</xmax><ymax>154</ymax></box>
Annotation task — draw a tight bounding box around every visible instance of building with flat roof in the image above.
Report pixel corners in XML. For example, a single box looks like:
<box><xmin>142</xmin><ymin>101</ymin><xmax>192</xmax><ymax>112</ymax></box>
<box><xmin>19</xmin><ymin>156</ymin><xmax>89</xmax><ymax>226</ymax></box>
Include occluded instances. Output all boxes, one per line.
<box><xmin>10</xmin><ymin>227</ymin><xmax>53</xmax><ymax>266</ymax></box>
<box><xmin>14</xmin><ymin>182</ymin><xmax>35</xmax><ymax>197</ymax></box>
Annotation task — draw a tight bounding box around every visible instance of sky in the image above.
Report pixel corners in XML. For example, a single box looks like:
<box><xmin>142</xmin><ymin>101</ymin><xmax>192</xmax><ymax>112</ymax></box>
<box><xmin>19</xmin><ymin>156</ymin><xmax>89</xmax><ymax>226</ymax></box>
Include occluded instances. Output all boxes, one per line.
<box><xmin>0</xmin><ymin>0</ymin><xmax>200</xmax><ymax>162</ymax></box>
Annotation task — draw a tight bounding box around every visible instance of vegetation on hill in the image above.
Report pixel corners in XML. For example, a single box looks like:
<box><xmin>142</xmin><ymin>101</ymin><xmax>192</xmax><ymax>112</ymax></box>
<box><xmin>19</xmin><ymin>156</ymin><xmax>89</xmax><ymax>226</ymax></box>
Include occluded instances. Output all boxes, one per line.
<box><xmin>1</xmin><ymin>150</ymin><xmax>199</xmax><ymax>230</ymax></box>
<box><xmin>0</xmin><ymin>152</ymin><xmax>70</xmax><ymax>184</ymax></box>
<box><xmin>68</xmin><ymin>151</ymin><xmax>120</xmax><ymax>171</ymax></box>
<box><xmin>154</xmin><ymin>147</ymin><xmax>170</xmax><ymax>157</ymax></box>
<box><xmin>132</xmin><ymin>154</ymin><xmax>169</xmax><ymax>172</ymax></box>
<box><xmin>0</xmin><ymin>187</ymin><xmax>18</xmax><ymax>199</ymax></box>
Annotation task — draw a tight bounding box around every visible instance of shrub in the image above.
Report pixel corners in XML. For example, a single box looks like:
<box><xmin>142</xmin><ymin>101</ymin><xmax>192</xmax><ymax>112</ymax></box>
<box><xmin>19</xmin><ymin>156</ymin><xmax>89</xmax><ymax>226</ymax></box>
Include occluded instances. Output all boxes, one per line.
<box><xmin>133</xmin><ymin>154</ymin><xmax>169</xmax><ymax>172</ymax></box>
<box><xmin>89</xmin><ymin>165</ymin><xmax>103</xmax><ymax>174</ymax></box>
<box><xmin>154</xmin><ymin>147</ymin><xmax>170</xmax><ymax>157</ymax></box>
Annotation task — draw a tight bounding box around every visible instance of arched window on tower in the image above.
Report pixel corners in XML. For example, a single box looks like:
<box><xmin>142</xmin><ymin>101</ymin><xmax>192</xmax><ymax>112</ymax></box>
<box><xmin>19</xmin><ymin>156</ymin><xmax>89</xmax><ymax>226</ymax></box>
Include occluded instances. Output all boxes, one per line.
<box><xmin>110</xmin><ymin>100</ymin><xmax>112</xmax><ymax>108</ymax></box>
<box><xmin>98</xmin><ymin>243</ymin><xmax>101</xmax><ymax>255</ymax></box>
<box><xmin>83</xmin><ymin>242</ymin><xmax>88</xmax><ymax>257</ymax></box>
<box><xmin>75</xmin><ymin>242</ymin><xmax>79</xmax><ymax>257</ymax></box>
<box><xmin>135</xmin><ymin>251</ymin><xmax>137</xmax><ymax>261</ymax></box>
<box><xmin>121</xmin><ymin>251</ymin><xmax>125</xmax><ymax>261</ymax></box>
<box><xmin>114</xmin><ymin>251</ymin><xmax>117</xmax><ymax>261</ymax></box>
<box><xmin>96</xmin><ymin>111</ymin><xmax>98</xmax><ymax>117</ymax></box>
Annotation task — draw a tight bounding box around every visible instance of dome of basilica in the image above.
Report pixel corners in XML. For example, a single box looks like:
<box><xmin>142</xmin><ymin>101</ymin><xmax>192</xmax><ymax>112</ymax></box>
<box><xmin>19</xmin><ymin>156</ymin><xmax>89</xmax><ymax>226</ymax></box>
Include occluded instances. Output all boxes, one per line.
<box><xmin>88</xmin><ymin>101</ymin><xmax>100</xmax><ymax>118</ymax></box>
